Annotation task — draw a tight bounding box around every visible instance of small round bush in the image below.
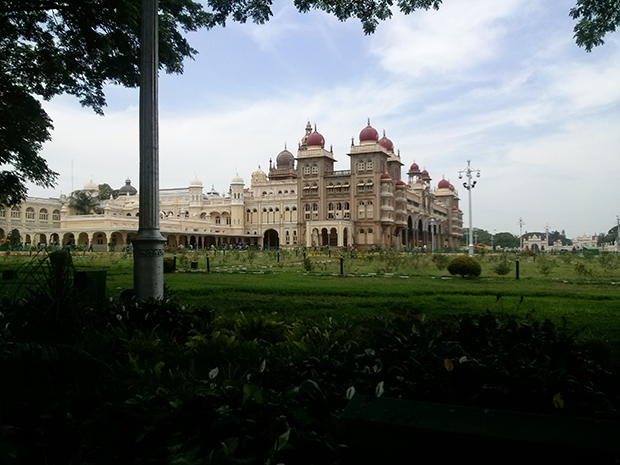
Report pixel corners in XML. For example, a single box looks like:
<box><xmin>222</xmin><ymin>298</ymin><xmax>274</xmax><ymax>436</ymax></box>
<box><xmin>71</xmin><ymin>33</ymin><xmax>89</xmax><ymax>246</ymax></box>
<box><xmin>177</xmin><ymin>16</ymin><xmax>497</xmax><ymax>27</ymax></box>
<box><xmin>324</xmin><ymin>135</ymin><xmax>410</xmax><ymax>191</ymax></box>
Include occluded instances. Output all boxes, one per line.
<box><xmin>447</xmin><ymin>255</ymin><xmax>482</xmax><ymax>278</ymax></box>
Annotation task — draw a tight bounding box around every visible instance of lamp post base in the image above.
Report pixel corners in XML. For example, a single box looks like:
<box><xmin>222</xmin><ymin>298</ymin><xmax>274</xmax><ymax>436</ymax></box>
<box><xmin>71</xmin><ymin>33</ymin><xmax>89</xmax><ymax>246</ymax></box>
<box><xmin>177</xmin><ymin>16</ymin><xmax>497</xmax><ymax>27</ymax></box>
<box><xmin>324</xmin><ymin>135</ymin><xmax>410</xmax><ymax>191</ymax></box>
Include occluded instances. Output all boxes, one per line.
<box><xmin>132</xmin><ymin>229</ymin><xmax>166</xmax><ymax>301</ymax></box>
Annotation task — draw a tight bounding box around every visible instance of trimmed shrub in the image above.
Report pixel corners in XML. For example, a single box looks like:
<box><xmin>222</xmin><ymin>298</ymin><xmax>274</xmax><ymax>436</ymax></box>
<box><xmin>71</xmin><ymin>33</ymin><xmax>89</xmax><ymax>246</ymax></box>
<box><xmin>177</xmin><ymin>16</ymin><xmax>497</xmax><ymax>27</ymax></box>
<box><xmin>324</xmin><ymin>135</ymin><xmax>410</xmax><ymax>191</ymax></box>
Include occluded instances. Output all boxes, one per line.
<box><xmin>447</xmin><ymin>255</ymin><xmax>481</xmax><ymax>278</ymax></box>
<box><xmin>163</xmin><ymin>256</ymin><xmax>175</xmax><ymax>273</ymax></box>
<box><xmin>494</xmin><ymin>254</ymin><xmax>512</xmax><ymax>275</ymax></box>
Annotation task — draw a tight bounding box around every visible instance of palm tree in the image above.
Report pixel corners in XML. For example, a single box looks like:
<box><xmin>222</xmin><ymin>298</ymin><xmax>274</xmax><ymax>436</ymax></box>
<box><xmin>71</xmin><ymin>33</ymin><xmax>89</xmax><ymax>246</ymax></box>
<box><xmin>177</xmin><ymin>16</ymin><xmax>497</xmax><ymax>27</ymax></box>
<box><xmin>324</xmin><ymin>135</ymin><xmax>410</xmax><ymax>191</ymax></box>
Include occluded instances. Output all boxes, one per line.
<box><xmin>68</xmin><ymin>191</ymin><xmax>101</xmax><ymax>215</ymax></box>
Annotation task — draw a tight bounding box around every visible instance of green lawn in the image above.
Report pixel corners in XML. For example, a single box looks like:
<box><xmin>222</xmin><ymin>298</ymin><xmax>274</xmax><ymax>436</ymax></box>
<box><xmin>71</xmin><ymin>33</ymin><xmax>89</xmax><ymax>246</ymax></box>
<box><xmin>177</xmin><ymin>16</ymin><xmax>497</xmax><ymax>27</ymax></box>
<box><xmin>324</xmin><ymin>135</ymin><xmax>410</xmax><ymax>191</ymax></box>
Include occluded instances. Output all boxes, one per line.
<box><xmin>2</xmin><ymin>249</ymin><xmax>618</xmax><ymax>344</ymax></box>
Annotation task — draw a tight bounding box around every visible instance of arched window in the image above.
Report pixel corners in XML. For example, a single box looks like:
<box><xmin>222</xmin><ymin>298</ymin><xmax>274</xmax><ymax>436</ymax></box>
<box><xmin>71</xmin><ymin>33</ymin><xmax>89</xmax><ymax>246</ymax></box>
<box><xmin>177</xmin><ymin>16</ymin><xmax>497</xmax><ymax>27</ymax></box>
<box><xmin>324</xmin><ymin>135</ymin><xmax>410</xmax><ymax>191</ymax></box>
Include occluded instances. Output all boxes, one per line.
<box><xmin>52</xmin><ymin>210</ymin><xmax>60</xmax><ymax>221</ymax></box>
<box><xmin>303</xmin><ymin>164</ymin><xmax>311</xmax><ymax>175</ymax></box>
<box><xmin>25</xmin><ymin>207</ymin><xmax>35</xmax><ymax>220</ymax></box>
<box><xmin>357</xmin><ymin>161</ymin><xmax>365</xmax><ymax>172</ymax></box>
<box><xmin>39</xmin><ymin>208</ymin><xmax>48</xmax><ymax>221</ymax></box>
<box><xmin>11</xmin><ymin>206</ymin><xmax>20</xmax><ymax>219</ymax></box>
<box><xmin>366</xmin><ymin>161</ymin><xmax>373</xmax><ymax>171</ymax></box>
<box><xmin>311</xmin><ymin>164</ymin><xmax>318</xmax><ymax>174</ymax></box>
<box><xmin>215</xmin><ymin>216</ymin><xmax>221</xmax><ymax>224</ymax></box>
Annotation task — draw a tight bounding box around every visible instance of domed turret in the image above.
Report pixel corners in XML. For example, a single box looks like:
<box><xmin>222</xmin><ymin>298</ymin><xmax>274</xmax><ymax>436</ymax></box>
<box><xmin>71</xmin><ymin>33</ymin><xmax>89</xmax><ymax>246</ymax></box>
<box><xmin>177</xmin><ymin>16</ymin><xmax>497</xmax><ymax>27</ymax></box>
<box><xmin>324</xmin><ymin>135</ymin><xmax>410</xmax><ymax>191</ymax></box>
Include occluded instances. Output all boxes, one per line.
<box><xmin>378</xmin><ymin>130</ymin><xmax>393</xmax><ymax>152</ymax></box>
<box><xmin>83</xmin><ymin>179</ymin><xmax>98</xmax><ymax>194</ymax></box>
<box><xmin>231</xmin><ymin>174</ymin><xmax>244</xmax><ymax>184</ymax></box>
<box><xmin>437</xmin><ymin>178</ymin><xmax>450</xmax><ymax>189</ymax></box>
<box><xmin>205</xmin><ymin>185</ymin><xmax>220</xmax><ymax>197</ymax></box>
<box><xmin>409</xmin><ymin>162</ymin><xmax>419</xmax><ymax>172</ymax></box>
<box><xmin>190</xmin><ymin>177</ymin><xmax>203</xmax><ymax>187</ymax></box>
<box><xmin>276</xmin><ymin>147</ymin><xmax>295</xmax><ymax>169</ymax></box>
<box><xmin>359</xmin><ymin>119</ymin><xmax>379</xmax><ymax>143</ymax></box>
<box><xmin>119</xmin><ymin>178</ymin><xmax>137</xmax><ymax>196</ymax></box>
<box><xmin>306</xmin><ymin>127</ymin><xmax>325</xmax><ymax>148</ymax></box>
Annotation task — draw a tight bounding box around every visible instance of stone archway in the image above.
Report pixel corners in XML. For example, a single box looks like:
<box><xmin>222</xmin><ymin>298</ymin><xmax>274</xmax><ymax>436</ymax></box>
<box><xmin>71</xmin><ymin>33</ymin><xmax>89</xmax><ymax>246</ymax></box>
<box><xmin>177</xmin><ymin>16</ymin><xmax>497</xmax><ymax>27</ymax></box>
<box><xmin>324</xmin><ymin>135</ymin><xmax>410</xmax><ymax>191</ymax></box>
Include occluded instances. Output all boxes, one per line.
<box><xmin>263</xmin><ymin>229</ymin><xmax>279</xmax><ymax>249</ymax></box>
<box><xmin>78</xmin><ymin>232</ymin><xmax>89</xmax><ymax>248</ymax></box>
<box><xmin>93</xmin><ymin>232</ymin><xmax>107</xmax><ymax>251</ymax></box>
<box><xmin>321</xmin><ymin>228</ymin><xmax>328</xmax><ymax>246</ymax></box>
<box><xmin>62</xmin><ymin>233</ymin><xmax>75</xmax><ymax>246</ymax></box>
<box><xmin>110</xmin><ymin>232</ymin><xmax>124</xmax><ymax>250</ymax></box>
<box><xmin>329</xmin><ymin>228</ymin><xmax>338</xmax><ymax>247</ymax></box>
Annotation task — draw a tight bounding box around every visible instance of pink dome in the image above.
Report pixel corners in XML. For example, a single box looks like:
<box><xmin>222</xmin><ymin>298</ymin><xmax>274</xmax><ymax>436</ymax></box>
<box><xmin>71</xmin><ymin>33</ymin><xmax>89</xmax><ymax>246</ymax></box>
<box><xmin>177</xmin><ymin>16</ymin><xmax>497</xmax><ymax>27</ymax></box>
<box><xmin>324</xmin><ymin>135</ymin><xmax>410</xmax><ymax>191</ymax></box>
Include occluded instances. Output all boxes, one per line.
<box><xmin>421</xmin><ymin>169</ymin><xmax>428</xmax><ymax>176</ymax></box>
<box><xmin>409</xmin><ymin>162</ymin><xmax>419</xmax><ymax>171</ymax></box>
<box><xmin>380</xmin><ymin>173</ymin><xmax>392</xmax><ymax>180</ymax></box>
<box><xmin>306</xmin><ymin>130</ymin><xmax>325</xmax><ymax>148</ymax></box>
<box><xmin>449</xmin><ymin>183</ymin><xmax>455</xmax><ymax>191</ymax></box>
<box><xmin>396</xmin><ymin>180</ymin><xmax>406</xmax><ymax>186</ymax></box>
<box><xmin>438</xmin><ymin>178</ymin><xmax>450</xmax><ymax>189</ymax></box>
<box><xmin>359</xmin><ymin>122</ymin><xmax>379</xmax><ymax>142</ymax></box>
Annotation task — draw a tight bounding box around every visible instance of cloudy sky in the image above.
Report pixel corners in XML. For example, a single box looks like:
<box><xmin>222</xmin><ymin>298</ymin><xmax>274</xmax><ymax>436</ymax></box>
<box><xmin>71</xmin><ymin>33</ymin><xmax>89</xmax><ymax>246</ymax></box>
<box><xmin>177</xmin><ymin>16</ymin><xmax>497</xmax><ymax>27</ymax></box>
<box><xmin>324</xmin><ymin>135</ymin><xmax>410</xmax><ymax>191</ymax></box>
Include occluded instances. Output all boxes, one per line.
<box><xmin>28</xmin><ymin>0</ymin><xmax>620</xmax><ymax>238</ymax></box>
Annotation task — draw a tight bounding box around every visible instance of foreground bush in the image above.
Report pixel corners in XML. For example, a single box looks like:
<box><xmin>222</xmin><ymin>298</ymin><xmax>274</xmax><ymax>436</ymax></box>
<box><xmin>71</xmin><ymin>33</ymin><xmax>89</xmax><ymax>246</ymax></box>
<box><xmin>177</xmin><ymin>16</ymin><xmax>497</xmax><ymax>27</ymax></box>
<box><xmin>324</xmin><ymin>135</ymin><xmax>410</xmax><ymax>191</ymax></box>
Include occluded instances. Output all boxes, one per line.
<box><xmin>1</xmin><ymin>295</ymin><xmax>619</xmax><ymax>464</ymax></box>
<box><xmin>447</xmin><ymin>255</ymin><xmax>482</xmax><ymax>278</ymax></box>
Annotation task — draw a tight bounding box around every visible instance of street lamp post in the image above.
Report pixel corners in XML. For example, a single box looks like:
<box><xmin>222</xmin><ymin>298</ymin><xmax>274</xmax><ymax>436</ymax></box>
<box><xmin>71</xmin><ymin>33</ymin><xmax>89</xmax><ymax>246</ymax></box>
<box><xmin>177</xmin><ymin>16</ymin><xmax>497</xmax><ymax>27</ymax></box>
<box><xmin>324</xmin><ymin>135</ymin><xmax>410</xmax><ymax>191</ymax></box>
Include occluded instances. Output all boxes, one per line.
<box><xmin>544</xmin><ymin>223</ymin><xmax>550</xmax><ymax>252</ymax></box>
<box><xmin>430</xmin><ymin>219</ymin><xmax>435</xmax><ymax>252</ymax></box>
<box><xmin>458</xmin><ymin>160</ymin><xmax>481</xmax><ymax>257</ymax></box>
<box><xmin>518</xmin><ymin>217</ymin><xmax>525</xmax><ymax>251</ymax></box>
<box><xmin>132</xmin><ymin>0</ymin><xmax>167</xmax><ymax>301</ymax></box>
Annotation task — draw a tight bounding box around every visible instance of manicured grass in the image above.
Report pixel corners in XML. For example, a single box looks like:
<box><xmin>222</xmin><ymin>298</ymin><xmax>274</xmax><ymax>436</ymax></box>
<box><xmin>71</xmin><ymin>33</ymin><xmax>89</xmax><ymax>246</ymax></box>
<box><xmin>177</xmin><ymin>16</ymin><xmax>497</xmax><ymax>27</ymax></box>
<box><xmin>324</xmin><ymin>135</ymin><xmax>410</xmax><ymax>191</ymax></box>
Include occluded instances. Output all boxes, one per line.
<box><xmin>2</xmin><ymin>250</ymin><xmax>619</xmax><ymax>344</ymax></box>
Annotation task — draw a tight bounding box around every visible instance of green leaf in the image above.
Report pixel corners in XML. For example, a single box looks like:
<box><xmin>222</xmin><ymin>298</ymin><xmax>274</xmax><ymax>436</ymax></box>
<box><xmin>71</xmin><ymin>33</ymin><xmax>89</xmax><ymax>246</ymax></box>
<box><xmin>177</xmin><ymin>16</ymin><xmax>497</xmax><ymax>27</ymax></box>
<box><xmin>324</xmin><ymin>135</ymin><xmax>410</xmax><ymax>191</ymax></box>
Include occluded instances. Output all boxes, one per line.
<box><xmin>209</xmin><ymin>367</ymin><xmax>219</xmax><ymax>379</ymax></box>
<box><xmin>274</xmin><ymin>428</ymin><xmax>290</xmax><ymax>451</ymax></box>
<box><xmin>375</xmin><ymin>381</ymin><xmax>384</xmax><ymax>397</ymax></box>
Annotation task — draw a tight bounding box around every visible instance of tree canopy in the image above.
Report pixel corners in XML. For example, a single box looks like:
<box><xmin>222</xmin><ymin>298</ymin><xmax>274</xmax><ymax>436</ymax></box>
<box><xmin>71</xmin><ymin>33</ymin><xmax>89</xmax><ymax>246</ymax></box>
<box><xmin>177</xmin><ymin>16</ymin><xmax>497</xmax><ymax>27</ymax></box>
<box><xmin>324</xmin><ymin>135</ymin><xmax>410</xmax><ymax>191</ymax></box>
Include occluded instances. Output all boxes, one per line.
<box><xmin>570</xmin><ymin>0</ymin><xmax>620</xmax><ymax>51</ymax></box>
<box><xmin>69</xmin><ymin>189</ymin><xmax>102</xmax><ymax>215</ymax></box>
<box><xmin>0</xmin><ymin>0</ymin><xmax>444</xmax><ymax>205</ymax></box>
<box><xmin>1</xmin><ymin>0</ymin><xmax>617</xmax><ymax>204</ymax></box>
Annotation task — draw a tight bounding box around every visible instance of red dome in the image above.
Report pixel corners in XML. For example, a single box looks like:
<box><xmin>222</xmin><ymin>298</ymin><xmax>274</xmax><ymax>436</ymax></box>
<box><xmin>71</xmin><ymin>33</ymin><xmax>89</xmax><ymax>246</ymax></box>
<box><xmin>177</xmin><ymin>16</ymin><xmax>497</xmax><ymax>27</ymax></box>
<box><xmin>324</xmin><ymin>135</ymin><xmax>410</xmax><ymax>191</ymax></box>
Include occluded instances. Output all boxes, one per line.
<box><xmin>380</xmin><ymin>173</ymin><xmax>392</xmax><ymax>180</ymax></box>
<box><xmin>449</xmin><ymin>183</ymin><xmax>455</xmax><ymax>191</ymax></box>
<box><xmin>409</xmin><ymin>162</ymin><xmax>419</xmax><ymax>171</ymax></box>
<box><xmin>396</xmin><ymin>180</ymin><xmax>406</xmax><ymax>186</ymax></box>
<box><xmin>421</xmin><ymin>169</ymin><xmax>428</xmax><ymax>176</ymax></box>
<box><xmin>438</xmin><ymin>178</ymin><xmax>450</xmax><ymax>189</ymax></box>
<box><xmin>359</xmin><ymin>123</ymin><xmax>379</xmax><ymax>142</ymax></box>
<box><xmin>378</xmin><ymin>131</ymin><xmax>393</xmax><ymax>152</ymax></box>
<box><xmin>306</xmin><ymin>130</ymin><xmax>325</xmax><ymax>148</ymax></box>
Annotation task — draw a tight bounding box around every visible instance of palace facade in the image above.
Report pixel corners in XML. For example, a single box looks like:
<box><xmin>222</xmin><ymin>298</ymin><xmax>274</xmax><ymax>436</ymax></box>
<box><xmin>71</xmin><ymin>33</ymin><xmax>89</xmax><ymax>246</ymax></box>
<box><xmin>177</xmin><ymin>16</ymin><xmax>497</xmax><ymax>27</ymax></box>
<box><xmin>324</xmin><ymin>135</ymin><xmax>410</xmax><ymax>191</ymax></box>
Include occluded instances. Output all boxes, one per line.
<box><xmin>0</xmin><ymin>121</ymin><xmax>463</xmax><ymax>251</ymax></box>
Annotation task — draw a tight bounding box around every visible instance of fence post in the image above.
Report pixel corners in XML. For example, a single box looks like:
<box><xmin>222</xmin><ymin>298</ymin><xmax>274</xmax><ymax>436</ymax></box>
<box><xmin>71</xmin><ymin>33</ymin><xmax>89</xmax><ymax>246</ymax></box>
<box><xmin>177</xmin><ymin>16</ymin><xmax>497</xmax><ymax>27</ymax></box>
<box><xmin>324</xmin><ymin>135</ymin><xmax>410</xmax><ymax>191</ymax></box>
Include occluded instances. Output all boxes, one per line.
<box><xmin>515</xmin><ymin>256</ymin><xmax>520</xmax><ymax>280</ymax></box>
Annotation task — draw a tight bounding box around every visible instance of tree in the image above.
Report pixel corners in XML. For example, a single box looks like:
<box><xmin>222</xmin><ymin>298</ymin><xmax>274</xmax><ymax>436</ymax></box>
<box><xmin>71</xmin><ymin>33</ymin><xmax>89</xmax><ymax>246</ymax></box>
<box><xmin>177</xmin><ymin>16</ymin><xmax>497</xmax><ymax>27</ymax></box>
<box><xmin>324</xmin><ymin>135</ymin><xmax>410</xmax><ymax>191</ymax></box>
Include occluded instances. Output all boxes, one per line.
<box><xmin>69</xmin><ymin>190</ymin><xmax>101</xmax><ymax>215</ymax></box>
<box><xmin>493</xmin><ymin>232</ymin><xmax>519</xmax><ymax>249</ymax></box>
<box><xmin>2</xmin><ymin>0</ymin><xmax>616</xmax><ymax>205</ymax></box>
<box><xmin>0</xmin><ymin>0</ymin><xmax>445</xmax><ymax>204</ymax></box>
<box><xmin>570</xmin><ymin>0</ymin><xmax>620</xmax><ymax>51</ymax></box>
<box><xmin>97</xmin><ymin>183</ymin><xmax>119</xmax><ymax>201</ymax></box>
<box><xmin>7</xmin><ymin>228</ymin><xmax>21</xmax><ymax>246</ymax></box>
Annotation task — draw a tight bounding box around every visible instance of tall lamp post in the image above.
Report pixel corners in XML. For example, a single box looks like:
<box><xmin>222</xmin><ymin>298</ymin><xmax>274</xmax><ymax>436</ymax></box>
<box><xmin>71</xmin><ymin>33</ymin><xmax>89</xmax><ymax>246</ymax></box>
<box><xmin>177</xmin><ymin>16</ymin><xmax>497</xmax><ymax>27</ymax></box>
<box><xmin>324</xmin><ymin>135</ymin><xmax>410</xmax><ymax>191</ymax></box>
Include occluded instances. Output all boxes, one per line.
<box><xmin>518</xmin><ymin>217</ymin><xmax>525</xmax><ymax>250</ymax></box>
<box><xmin>133</xmin><ymin>0</ymin><xmax>167</xmax><ymax>301</ymax></box>
<box><xmin>459</xmin><ymin>159</ymin><xmax>481</xmax><ymax>257</ymax></box>
<box><xmin>544</xmin><ymin>223</ymin><xmax>550</xmax><ymax>252</ymax></box>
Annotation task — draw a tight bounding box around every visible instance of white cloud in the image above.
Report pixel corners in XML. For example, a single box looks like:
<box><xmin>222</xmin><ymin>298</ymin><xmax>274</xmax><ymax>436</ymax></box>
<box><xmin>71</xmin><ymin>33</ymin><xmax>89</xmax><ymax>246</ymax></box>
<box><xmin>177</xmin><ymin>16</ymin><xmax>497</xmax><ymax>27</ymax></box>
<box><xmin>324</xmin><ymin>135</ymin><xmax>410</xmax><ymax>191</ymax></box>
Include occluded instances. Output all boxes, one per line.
<box><xmin>370</xmin><ymin>0</ymin><xmax>529</xmax><ymax>79</ymax></box>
